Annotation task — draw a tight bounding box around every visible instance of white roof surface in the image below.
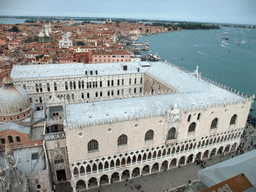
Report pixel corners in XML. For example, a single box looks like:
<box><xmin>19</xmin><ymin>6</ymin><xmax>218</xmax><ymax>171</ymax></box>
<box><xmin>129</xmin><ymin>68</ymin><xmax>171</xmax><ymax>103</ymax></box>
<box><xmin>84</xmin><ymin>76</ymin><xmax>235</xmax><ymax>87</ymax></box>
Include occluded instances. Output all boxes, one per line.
<box><xmin>11</xmin><ymin>62</ymin><xmax>148</xmax><ymax>79</ymax></box>
<box><xmin>197</xmin><ymin>150</ymin><xmax>256</xmax><ymax>188</ymax></box>
<box><xmin>10</xmin><ymin>61</ymin><xmax>244</xmax><ymax>125</ymax></box>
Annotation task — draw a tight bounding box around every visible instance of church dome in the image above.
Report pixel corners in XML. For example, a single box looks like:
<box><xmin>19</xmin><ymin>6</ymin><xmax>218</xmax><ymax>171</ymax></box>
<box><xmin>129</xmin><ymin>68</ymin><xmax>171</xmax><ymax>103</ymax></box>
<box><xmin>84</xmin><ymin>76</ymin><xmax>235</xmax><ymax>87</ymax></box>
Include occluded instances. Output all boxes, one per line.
<box><xmin>0</xmin><ymin>76</ymin><xmax>31</xmax><ymax>121</ymax></box>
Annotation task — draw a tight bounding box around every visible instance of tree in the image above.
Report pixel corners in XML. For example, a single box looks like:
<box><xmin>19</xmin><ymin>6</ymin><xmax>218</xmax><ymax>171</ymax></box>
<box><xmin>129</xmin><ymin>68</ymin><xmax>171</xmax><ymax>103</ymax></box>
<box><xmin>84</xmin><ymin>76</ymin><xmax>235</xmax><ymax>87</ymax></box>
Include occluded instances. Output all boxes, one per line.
<box><xmin>77</xmin><ymin>41</ymin><xmax>85</xmax><ymax>46</ymax></box>
<box><xmin>33</xmin><ymin>36</ymin><xmax>39</xmax><ymax>42</ymax></box>
<box><xmin>9</xmin><ymin>26</ymin><xmax>19</xmax><ymax>32</ymax></box>
<box><xmin>25</xmin><ymin>36</ymin><xmax>33</xmax><ymax>43</ymax></box>
<box><xmin>116</xmin><ymin>21</ymin><xmax>120</xmax><ymax>28</ymax></box>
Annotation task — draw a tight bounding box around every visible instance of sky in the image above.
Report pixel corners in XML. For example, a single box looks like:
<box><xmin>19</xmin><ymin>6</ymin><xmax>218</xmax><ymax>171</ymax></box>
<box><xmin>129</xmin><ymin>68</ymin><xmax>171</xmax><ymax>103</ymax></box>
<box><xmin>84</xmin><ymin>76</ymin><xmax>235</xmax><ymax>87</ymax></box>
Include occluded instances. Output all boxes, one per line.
<box><xmin>0</xmin><ymin>0</ymin><xmax>256</xmax><ymax>25</ymax></box>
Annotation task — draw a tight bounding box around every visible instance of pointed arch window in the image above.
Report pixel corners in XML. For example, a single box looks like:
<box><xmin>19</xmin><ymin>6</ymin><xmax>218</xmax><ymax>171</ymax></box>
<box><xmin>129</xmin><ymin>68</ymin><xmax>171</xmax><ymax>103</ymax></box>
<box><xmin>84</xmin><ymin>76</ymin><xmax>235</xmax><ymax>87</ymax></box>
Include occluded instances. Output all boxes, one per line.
<box><xmin>188</xmin><ymin>122</ymin><xmax>196</xmax><ymax>132</ymax></box>
<box><xmin>118</xmin><ymin>134</ymin><xmax>128</xmax><ymax>146</ymax></box>
<box><xmin>88</xmin><ymin>139</ymin><xmax>99</xmax><ymax>152</ymax></box>
<box><xmin>54</xmin><ymin>155</ymin><xmax>64</xmax><ymax>164</ymax></box>
<box><xmin>167</xmin><ymin>128</ymin><xmax>176</xmax><ymax>140</ymax></box>
<box><xmin>230</xmin><ymin>114</ymin><xmax>237</xmax><ymax>125</ymax></box>
<box><xmin>211</xmin><ymin>118</ymin><xmax>218</xmax><ymax>129</ymax></box>
<box><xmin>145</xmin><ymin>130</ymin><xmax>154</xmax><ymax>141</ymax></box>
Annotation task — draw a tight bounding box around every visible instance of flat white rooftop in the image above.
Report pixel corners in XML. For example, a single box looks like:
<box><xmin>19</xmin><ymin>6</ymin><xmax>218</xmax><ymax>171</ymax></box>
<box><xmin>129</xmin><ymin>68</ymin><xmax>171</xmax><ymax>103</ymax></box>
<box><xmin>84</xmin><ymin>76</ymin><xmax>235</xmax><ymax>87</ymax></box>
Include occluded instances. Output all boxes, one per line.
<box><xmin>11</xmin><ymin>62</ymin><xmax>245</xmax><ymax>125</ymax></box>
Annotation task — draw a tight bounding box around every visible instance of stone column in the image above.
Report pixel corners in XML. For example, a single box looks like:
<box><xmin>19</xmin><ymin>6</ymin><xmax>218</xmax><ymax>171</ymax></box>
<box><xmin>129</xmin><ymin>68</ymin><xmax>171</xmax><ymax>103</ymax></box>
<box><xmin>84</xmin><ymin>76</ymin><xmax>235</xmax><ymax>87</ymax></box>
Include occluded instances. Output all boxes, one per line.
<box><xmin>97</xmin><ymin>180</ymin><xmax>100</xmax><ymax>187</ymax></box>
<box><xmin>72</xmin><ymin>181</ymin><xmax>77</xmax><ymax>192</ymax></box>
<box><xmin>108</xmin><ymin>178</ymin><xmax>111</xmax><ymax>184</ymax></box>
<box><xmin>119</xmin><ymin>175</ymin><xmax>122</xmax><ymax>181</ymax></box>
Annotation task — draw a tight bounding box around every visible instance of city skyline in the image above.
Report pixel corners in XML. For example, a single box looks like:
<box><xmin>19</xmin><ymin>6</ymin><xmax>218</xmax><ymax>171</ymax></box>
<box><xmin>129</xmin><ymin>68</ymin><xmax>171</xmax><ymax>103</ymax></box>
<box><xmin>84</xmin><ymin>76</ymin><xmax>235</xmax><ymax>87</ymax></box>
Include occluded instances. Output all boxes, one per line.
<box><xmin>1</xmin><ymin>0</ymin><xmax>256</xmax><ymax>25</ymax></box>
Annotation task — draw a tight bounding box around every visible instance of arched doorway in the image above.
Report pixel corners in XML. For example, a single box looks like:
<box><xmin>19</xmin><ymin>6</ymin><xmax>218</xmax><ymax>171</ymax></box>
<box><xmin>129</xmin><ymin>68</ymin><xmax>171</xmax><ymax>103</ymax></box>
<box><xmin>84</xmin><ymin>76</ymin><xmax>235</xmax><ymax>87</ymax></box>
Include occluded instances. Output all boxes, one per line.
<box><xmin>111</xmin><ymin>172</ymin><xmax>119</xmax><ymax>183</ymax></box>
<box><xmin>210</xmin><ymin>148</ymin><xmax>216</xmax><ymax>157</ymax></box>
<box><xmin>100</xmin><ymin>175</ymin><xmax>108</xmax><ymax>185</ymax></box>
<box><xmin>132</xmin><ymin>167</ymin><xmax>140</xmax><ymax>177</ymax></box>
<box><xmin>122</xmin><ymin>170</ymin><xmax>130</xmax><ymax>180</ymax></box>
<box><xmin>231</xmin><ymin>143</ymin><xmax>237</xmax><ymax>151</ymax></box>
<box><xmin>170</xmin><ymin>158</ymin><xmax>177</xmax><ymax>167</ymax></box>
<box><xmin>151</xmin><ymin>163</ymin><xmax>159</xmax><ymax>172</ymax></box>
<box><xmin>142</xmin><ymin>165</ymin><xmax>150</xmax><ymax>174</ymax></box>
<box><xmin>187</xmin><ymin>154</ymin><xmax>193</xmax><ymax>163</ymax></box>
<box><xmin>88</xmin><ymin>177</ymin><xmax>97</xmax><ymax>188</ymax></box>
<box><xmin>76</xmin><ymin>180</ymin><xmax>86</xmax><ymax>190</ymax></box>
<box><xmin>161</xmin><ymin>160</ymin><xmax>168</xmax><ymax>170</ymax></box>
<box><xmin>218</xmin><ymin>146</ymin><xmax>224</xmax><ymax>154</ymax></box>
<box><xmin>137</xmin><ymin>154</ymin><xmax>142</xmax><ymax>163</ymax></box>
<box><xmin>225</xmin><ymin>144</ymin><xmax>231</xmax><ymax>152</ymax></box>
<box><xmin>203</xmin><ymin>150</ymin><xmax>209</xmax><ymax>159</ymax></box>
<box><xmin>196</xmin><ymin>152</ymin><xmax>201</xmax><ymax>160</ymax></box>
<box><xmin>179</xmin><ymin>156</ymin><xmax>185</xmax><ymax>165</ymax></box>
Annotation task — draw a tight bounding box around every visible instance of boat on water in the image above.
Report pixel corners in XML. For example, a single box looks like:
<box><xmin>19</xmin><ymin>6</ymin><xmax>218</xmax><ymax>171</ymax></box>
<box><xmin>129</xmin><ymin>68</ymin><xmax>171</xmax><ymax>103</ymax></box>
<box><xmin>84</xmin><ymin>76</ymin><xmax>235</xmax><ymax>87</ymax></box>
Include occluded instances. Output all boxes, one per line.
<box><xmin>222</xmin><ymin>40</ymin><xmax>230</xmax><ymax>45</ymax></box>
<box><xmin>141</xmin><ymin>53</ymin><xmax>160</xmax><ymax>61</ymax></box>
<box><xmin>141</xmin><ymin>45</ymin><xmax>149</xmax><ymax>51</ymax></box>
<box><xmin>241</xmin><ymin>35</ymin><xmax>247</xmax><ymax>43</ymax></box>
<box><xmin>147</xmin><ymin>53</ymin><xmax>160</xmax><ymax>61</ymax></box>
<box><xmin>222</xmin><ymin>37</ymin><xmax>229</xmax><ymax>40</ymax></box>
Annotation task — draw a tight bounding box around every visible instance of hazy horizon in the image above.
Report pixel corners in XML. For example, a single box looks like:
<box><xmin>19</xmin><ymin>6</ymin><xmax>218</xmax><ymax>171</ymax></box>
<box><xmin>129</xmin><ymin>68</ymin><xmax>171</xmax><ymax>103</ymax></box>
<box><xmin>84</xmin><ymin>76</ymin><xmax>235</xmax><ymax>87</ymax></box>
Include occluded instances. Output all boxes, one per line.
<box><xmin>1</xmin><ymin>0</ymin><xmax>256</xmax><ymax>25</ymax></box>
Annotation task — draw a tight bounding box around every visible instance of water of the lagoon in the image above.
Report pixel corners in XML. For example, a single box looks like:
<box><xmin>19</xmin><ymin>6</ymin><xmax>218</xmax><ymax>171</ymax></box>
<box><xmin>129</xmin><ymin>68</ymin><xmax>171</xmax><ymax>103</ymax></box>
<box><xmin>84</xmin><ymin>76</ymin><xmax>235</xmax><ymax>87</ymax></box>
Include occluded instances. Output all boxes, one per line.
<box><xmin>139</xmin><ymin>27</ymin><xmax>256</xmax><ymax>115</ymax></box>
<box><xmin>0</xmin><ymin>18</ymin><xmax>27</xmax><ymax>24</ymax></box>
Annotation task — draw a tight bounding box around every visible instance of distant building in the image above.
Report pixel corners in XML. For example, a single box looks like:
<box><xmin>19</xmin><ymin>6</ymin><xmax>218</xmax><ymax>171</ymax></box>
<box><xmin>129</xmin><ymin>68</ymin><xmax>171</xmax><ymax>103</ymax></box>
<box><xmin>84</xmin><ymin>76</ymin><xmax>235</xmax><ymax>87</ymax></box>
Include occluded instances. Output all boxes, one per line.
<box><xmin>90</xmin><ymin>50</ymin><xmax>131</xmax><ymax>64</ymax></box>
<box><xmin>59</xmin><ymin>33</ymin><xmax>73</xmax><ymax>48</ymax></box>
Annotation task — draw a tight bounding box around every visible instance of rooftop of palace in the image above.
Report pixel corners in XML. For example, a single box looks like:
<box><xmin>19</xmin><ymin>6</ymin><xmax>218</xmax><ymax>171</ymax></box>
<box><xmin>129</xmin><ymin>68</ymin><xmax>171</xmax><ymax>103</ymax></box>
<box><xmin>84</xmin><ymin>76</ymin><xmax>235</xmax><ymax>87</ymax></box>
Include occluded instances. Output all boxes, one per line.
<box><xmin>10</xmin><ymin>61</ymin><xmax>246</xmax><ymax>126</ymax></box>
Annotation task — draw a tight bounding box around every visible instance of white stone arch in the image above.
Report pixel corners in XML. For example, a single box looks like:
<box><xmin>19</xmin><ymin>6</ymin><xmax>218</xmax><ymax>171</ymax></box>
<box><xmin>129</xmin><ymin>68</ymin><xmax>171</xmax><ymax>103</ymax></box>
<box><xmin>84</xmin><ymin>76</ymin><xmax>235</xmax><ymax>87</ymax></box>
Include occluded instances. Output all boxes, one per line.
<box><xmin>157</xmin><ymin>149</ymin><xmax>162</xmax><ymax>158</ymax></box>
<box><xmin>137</xmin><ymin>153</ymin><xmax>142</xmax><ymax>163</ymax></box>
<box><xmin>127</xmin><ymin>155</ymin><xmax>132</xmax><ymax>164</ymax></box>
<box><xmin>76</xmin><ymin>179</ymin><xmax>87</xmax><ymax>190</ymax></box>
<box><xmin>99</xmin><ymin>174</ymin><xmax>109</xmax><ymax>185</ymax></box>
<box><xmin>152</xmin><ymin>150</ymin><xmax>157</xmax><ymax>158</ymax></box>
<box><xmin>171</xmin><ymin>146</ymin><xmax>176</xmax><ymax>154</ymax></box>
<box><xmin>73</xmin><ymin>166</ymin><xmax>79</xmax><ymax>176</ymax></box>
<box><xmin>79</xmin><ymin>165</ymin><xmax>85</xmax><ymax>175</ymax></box>
<box><xmin>115</xmin><ymin>158</ymin><xmax>121</xmax><ymax>167</ymax></box>
<box><xmin>151</xmin><ymin>162</ymin><xmax>160</xmax><ymax>172</ymax></box>
<box><xmin>87</xmin><ymin>177</ymin><xmax>98</xmax><ymax>188</ymax></box>
<box><xmin>186</xmin><ymin>153</ymin><xmax>194</xmax><ymax>163</ymax></box>
<box><xmin>132</xmin><ymin>167</ymin><xmax>140</xmax><ymax>177</ymax></box>
<box><xmin>142</xmin><ymin>164</ymin><xmax>150</xmax><ymax>174</ymax></box>
<box><xmin>178</xmin><ymin>155</ymin><xmax>186</xmax><ymax>166</ymax></box>
<box><xmin>86</xmin><ymin>164</ymin><xmax>92</xmax><ymax>173</ymax></box>
<box><xmin>170</xmin><ymin>157</ymin><xmax>177</xmax><ymax>167</ymax></box>
<box><xmin>103</xmin><ymin>160</ymin><xmax>109</xmax><ymax>170</ymax></box>
<box><xmin>132</xmin><ymin>154</ymin><xmax>137</xmax><ymax>163</ymax></box>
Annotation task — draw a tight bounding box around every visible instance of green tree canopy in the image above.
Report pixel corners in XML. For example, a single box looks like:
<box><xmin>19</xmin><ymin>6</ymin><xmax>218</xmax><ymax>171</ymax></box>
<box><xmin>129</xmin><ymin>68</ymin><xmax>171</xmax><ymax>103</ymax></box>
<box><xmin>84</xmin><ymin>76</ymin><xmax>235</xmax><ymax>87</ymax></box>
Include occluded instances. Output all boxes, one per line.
<box><xmin>9</xmin><ymin>26</ymin><xmax>19</xmax><ymax>32</ymax></box>
<box><xmin>77</xmin><ymin>41</ymin><xmax>85</xmax><ymax>46</ymax></box>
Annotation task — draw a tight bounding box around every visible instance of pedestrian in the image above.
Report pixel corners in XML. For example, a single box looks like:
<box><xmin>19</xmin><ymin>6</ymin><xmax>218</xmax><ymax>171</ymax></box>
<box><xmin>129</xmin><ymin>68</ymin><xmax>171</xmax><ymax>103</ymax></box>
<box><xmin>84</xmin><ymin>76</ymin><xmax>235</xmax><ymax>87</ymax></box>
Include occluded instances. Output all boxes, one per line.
<box><xmin>131</xmin><ymin>180</ymin><xmax>133</xmax><ymax>183</ymax></box>
<box><xmin>125</xmin><ymin>183</ymin><xmax>127</xmax><ymax>186</ymax></box>
<box><xmin>131</xmin><ymin>186</ymin><xmax>134</xmax><ymax>190</ymax></box>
